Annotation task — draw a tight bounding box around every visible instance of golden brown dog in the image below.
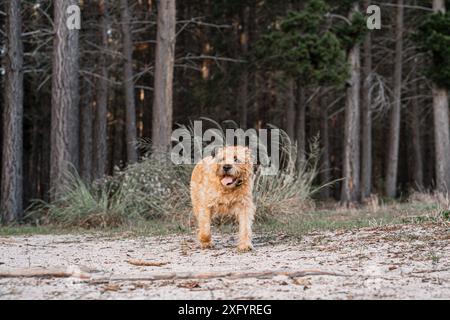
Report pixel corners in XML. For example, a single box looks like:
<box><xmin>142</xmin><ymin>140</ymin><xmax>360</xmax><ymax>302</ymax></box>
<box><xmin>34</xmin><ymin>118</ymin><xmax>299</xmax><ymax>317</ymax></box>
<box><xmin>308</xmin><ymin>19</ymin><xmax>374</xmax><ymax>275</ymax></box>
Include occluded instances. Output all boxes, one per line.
<box><xmin>190</xmin><ymin>145</ymin><xmax>256</xmax><ymax>252</ymax></box>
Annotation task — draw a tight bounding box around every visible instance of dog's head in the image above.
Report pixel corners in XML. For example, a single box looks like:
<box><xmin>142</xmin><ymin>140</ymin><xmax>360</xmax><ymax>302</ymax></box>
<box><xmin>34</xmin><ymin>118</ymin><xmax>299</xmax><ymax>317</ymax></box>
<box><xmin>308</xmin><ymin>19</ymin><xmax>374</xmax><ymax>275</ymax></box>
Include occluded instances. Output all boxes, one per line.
<box><xmin>212</xmin><ymin>146</ymin><xmax>255</xmax><ymax>189</ymax></box>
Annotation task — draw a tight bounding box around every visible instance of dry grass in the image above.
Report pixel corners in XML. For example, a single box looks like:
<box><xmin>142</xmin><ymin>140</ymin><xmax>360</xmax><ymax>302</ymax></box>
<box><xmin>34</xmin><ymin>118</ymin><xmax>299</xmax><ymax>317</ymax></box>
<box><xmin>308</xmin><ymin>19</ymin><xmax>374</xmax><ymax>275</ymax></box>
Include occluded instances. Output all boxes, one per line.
<box><xmin>407</xmin><ymin>191</ymin><xmax>450</xmax><ymax>222</ymax></box>
<box><xmin>26</xmin><ymin>117</ymin><xmax>449</xmax><ymax>232</ymax></box>
<box><xmin>27</xmin><ymin>123</ymin><xmax>322</xmax><ymax>229</ymax></box>
<box><xmin>254</xmin><ymin>133</ymin><xmax>321</xmax><ymax>221</ymax></box>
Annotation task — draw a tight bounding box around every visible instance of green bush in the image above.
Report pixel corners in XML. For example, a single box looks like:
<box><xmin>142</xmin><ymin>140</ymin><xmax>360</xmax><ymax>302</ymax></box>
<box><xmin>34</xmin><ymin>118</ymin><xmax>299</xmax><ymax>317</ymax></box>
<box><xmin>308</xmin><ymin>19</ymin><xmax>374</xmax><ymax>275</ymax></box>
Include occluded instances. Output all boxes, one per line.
<box><xmin>30</xmin><ymin>158</ymin><xmax>193</xmax><ymax>228</ymax></box>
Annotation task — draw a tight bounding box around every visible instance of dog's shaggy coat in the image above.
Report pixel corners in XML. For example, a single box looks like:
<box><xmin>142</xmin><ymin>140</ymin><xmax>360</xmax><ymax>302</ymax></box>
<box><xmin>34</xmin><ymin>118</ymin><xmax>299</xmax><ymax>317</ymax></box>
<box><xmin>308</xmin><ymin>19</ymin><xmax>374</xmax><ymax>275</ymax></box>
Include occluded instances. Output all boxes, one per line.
<box><xmin>190</xmin><ymin>146</ymin><xmax>256</xmax><ymax>252</ymax></box>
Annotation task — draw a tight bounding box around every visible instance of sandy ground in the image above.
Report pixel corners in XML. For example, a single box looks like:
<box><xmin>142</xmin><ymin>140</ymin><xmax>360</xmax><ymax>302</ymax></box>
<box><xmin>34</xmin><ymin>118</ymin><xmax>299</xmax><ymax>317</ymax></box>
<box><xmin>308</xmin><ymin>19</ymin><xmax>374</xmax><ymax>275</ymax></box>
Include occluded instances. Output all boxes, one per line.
<box><xmin>0</xmin><ymin>223</ymin><xmax>449</xmax><ymax>300</ymax></box>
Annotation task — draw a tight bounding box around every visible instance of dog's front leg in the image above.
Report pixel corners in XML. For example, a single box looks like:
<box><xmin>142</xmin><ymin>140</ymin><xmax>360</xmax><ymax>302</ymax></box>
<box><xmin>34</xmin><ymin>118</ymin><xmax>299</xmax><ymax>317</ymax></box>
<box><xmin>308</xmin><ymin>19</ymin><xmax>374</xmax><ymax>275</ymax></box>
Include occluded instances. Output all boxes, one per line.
<box><xmin>198</xmin><ymin>207</ymin><xmax>214</xmax><ymax>249</ymax></box>
<box><xmin>236</xmin><ymin>202</ymin><xmax>255</xmax><ymax>252</ymax></box>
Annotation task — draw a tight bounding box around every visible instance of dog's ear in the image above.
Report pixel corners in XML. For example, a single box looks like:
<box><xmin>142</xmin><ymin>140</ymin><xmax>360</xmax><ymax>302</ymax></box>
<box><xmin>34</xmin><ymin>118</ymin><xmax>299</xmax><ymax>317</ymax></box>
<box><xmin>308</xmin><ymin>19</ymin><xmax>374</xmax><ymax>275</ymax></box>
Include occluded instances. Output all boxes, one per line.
<box><xmin>211</xmin><ymin>146</ymin><xmax>221</xmax><ymax>158</ymax></box>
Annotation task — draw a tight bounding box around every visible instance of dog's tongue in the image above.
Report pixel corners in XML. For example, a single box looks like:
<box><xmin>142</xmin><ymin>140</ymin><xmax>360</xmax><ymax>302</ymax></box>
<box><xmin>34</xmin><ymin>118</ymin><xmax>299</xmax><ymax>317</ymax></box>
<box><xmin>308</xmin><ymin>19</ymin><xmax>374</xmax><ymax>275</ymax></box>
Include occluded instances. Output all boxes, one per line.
<box><xmin>221</xmin><ymin>177</ymin><xmax>234</xmax><ymax>186</ymax></box>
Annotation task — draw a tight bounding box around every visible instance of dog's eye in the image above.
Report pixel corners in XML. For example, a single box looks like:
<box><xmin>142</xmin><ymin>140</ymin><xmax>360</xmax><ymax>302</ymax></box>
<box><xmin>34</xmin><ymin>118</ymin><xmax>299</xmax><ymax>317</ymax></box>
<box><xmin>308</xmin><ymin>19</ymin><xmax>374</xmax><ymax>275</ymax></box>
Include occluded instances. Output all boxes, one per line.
<box><xmin>234</xmin><ymin>156</ymin><xmax>240</xmax><ymax>163</ymax></box>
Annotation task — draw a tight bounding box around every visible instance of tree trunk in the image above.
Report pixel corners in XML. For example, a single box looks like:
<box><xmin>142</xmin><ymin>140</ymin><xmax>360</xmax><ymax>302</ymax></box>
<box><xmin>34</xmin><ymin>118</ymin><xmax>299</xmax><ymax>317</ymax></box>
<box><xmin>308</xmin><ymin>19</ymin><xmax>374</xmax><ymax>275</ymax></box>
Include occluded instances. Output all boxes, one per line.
<box><xmin>341</xmin><ymin>3</ymin><xmax>361</xmax><ymax>204</ymax></box>
<box><xmin>410</xmin><ymin>61</ymin><xmax>424</xmax><ymax>189</ymax></box>
<box><xmin>200</xmin><ymin>0</ymin><xmax>212</xmax><ymax>81</ymax></box>
<box><xmin>80</xmin><ymin>77</ymin><xmax>93</xmax><ymax>183</ymax></box>
<box><xmin>360</xmin><ymin>0</ymin><xmax>372</xmax><ymax>199</ymax></box>
<box><xmin>1</xmin><ymin>0</ymin><xmax>24</xmax><ymax>223</ymax></box>
<box><xmin>319</xmin><ymin>94</ymin><xmax>330</xmax><ymax>198</ymax></box>
<box><xmin>432</xmin><ymin>0</ymin><xmax>450</xmax><ymax>192</ymax></box>
<box><xmin>120</xmin><ymin>0</ymin><xmax>138</xmax><ymax>163</ymax></box>
<box><xmin>296</xmin><ymin>85</ymin><xmax>306</xmax><ymax>169</ymax></box>
<box><xmin>237</xmin><ymin>5</ymin><xmax>250</xmax><ymax>129</ymax></box>
<box><xmin>152</xmin><ymin>0</ymin><xmax>176</xmax><ymax>153</ymax></box>
<box><xmin>50</xmin><ymin>0</ymin><xmax>80</xmax><ymax>199</ymax></box>
<box><xmin>385</xmin><ymin>0</ymin><xmax>404</xmax><ymax>198</ymax></box>
<box><xmin>40</xmin><ymin>96</ymin><xmax>52</xmax><ymax>202</ymax></box>
<box><xmin>27</xmin><ymin>100</ymin><xmax>40</xmax><ymax>203</ymax></box>
<box><xmin>94</xmin><ymin>0</ymin><xmax>110</xmax><ymax>179</ymax></box>
<box><xmin>286</xmin><ymin>78</ymin><xmax>296</xmax><ymax>142</ymax></box>
<box><xmin>433</xmin><ymin>87</ymin><xmax>450</xmax><ymax>191</ymax></box>
<box><xmin>110</xmin><ymin>90</ymin><xmax>125</xmax><ymax>172</ymax></box>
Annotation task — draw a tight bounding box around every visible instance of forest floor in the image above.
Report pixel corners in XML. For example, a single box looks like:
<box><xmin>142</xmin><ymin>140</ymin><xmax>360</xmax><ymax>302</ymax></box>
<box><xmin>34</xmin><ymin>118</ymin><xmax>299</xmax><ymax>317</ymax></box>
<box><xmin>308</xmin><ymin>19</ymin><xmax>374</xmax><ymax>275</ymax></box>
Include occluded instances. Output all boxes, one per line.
<box><xmin>0</xmin><ymin>211</ymin><xmax>449</xmax><ymax>299</ymax></box>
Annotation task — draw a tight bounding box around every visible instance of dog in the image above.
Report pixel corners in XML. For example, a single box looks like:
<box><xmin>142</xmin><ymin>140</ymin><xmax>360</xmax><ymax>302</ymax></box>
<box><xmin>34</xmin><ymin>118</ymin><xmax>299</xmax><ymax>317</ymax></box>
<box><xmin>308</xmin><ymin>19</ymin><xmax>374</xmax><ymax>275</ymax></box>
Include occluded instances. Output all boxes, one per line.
<box><xmin>190</xmin><ymin>145</ymin><xmax>256</xmax><ymax>252</ymax></box>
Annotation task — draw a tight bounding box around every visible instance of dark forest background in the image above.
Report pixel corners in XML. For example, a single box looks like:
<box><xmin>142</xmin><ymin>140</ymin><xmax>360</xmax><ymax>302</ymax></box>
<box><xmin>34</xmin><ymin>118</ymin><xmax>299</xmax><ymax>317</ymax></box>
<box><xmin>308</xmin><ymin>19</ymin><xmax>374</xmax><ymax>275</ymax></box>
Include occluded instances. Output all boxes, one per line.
<box><xmin>1</xmin><ymin>0</ymin><xmax>450</xmax><ymax>224</ymax></box>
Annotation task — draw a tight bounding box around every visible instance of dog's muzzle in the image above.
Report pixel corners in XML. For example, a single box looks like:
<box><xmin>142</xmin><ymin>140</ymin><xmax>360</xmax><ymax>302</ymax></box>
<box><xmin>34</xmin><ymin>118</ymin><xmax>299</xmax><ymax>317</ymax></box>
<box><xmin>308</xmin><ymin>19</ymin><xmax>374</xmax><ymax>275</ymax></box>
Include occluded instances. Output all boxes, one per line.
<box><xmin>220</xmin><ymin>175</ymin><xmax>243</xmax><ymax>187</ymax></box>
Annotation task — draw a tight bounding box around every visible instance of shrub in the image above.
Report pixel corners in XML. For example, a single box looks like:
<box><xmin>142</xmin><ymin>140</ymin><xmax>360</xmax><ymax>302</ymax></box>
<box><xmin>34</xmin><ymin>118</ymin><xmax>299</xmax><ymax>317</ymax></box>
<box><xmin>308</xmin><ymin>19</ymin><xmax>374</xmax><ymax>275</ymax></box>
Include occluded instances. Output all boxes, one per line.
<box><xmin>254</xmin><ymin>133</ymin><xmax>321</xmax><ymax>221</ymax></box>
<box><xmin>29</xmin><ymin>124</ymin><xmax>323</xmax><ymax>228</ymax></box>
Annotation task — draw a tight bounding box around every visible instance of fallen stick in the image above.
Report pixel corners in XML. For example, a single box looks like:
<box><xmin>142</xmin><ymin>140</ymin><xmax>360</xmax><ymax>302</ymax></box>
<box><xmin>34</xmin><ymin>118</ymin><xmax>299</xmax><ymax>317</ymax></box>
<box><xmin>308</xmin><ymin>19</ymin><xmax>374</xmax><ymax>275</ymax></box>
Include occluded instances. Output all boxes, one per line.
<box><xmin>411</xmin><ymin>268</ymin><xmax>450</xmax><ymax>274</ymax></box>
<box><xmin>0</xmin><ymin>268</ymin><xmax>347</xmax><ymax>283</ymax></box>
<box><xmin>126</xmin><ymin>259</ymin><xmax>169</xmax><ymax>267</ymax></box>
<box><xmin>0</xmin><ymin>267</ymin><xmax>91</xmax><ymax>279</ymax></box>
<box><xmin>88</xmin><ymin>269</ymin><xmax>347</xmax><ymax>284</ymax></box>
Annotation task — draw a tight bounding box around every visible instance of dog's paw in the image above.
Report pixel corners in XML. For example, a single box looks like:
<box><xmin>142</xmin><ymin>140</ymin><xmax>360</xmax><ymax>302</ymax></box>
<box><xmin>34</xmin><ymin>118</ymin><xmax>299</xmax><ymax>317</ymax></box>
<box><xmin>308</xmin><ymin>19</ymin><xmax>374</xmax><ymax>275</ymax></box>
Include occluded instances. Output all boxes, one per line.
<box><xmin>237</xmin><ymin>243</ymin><xmax>253</xmax><ymax>253</ymax></box>
<box><xmin>200</xmin><ymin>241</ymin><xmax>215</xmax><ymax>250</ymax></box>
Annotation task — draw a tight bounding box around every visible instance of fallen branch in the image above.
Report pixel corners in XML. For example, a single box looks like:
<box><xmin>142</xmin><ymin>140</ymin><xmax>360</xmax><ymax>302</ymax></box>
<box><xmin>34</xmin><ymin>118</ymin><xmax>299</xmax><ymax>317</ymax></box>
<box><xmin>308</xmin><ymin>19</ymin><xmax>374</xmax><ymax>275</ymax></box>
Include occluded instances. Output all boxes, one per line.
<box><xmin>411</xmin><ymin>268</ymin><xmax>450</xmax><ymax>274</ymax></box>
<box><xmin>0</xmin><ymin>267</ymin><xmax>91</xmax><ymax>279</ymax></box>
<box><xmin>89</xmin><ymin>269</ymin><xmax>347</xmax><ymax>284</ymax></box>
<box><xmin>0</xmin><ymin>267</ymin><xmax>347</xmax><ymax>283</ymax></box>
<box><xmin>126</xmin><ymin>259</ymin><xmax>169</xmax><ymax>267</ymax></box>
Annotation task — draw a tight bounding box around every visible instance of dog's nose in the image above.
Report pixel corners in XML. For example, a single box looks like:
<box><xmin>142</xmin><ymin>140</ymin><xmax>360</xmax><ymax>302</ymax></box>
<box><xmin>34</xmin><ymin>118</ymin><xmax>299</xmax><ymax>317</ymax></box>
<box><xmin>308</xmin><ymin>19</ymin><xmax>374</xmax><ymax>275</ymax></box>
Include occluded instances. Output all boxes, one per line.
<box><xmin>223</xmin><ymin>165</ymin><xmax>232</xmax><ymax>172</ymax></box>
